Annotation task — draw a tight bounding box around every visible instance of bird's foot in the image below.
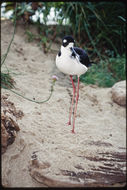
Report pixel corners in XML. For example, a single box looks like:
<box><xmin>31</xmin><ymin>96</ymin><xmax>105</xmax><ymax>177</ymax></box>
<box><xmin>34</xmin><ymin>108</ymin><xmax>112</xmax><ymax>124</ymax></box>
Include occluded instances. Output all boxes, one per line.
<box><xmin>71</xmin><ymin>129</ymin><xmax>75</xmax><ymax>134</ymax></box>
<box><xmin>67</xmin><ymin>121</ymin><xmax>71</xmax><ymax>125</ymax></box>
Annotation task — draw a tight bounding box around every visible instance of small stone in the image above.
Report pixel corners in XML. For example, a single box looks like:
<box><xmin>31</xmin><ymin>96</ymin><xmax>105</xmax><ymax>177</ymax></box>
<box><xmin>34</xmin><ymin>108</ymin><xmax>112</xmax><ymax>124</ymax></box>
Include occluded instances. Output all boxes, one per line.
<box><xmin>111</xmin><ymin>80</ymin><xmax>126</xmax><ymax>106</ymax></box>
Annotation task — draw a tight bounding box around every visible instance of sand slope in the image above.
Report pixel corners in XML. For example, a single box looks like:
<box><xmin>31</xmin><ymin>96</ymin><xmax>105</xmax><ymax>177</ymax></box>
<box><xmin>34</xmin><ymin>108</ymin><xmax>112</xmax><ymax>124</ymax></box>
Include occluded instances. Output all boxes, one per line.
<box><xmin>1</xmin><ymin>20</ymin><xmax>126</xmax><ymax>187</ymax></box>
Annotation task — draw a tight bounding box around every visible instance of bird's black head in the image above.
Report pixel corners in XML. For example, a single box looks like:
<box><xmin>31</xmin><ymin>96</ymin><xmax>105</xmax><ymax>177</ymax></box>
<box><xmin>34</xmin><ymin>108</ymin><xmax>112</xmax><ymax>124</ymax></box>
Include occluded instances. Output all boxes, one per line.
<box><xmin>62</xmin><ymin>36</ymin><xmax>75</xmax><ymax>47</ymax></box>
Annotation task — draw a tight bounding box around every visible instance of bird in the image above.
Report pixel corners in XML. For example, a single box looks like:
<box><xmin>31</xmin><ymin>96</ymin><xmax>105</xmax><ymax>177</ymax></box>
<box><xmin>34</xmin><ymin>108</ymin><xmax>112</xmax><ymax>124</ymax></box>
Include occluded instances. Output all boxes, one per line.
<box><xmin>56</xmin><ymin>36</ymin><xmax>95</xmax><ymax>133</ymax></box>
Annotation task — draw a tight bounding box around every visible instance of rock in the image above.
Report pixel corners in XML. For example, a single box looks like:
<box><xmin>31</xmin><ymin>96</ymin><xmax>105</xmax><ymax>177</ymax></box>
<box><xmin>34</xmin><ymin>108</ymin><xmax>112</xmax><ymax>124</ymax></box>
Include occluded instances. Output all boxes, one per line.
<box><xmin>1</xmin><ymin>114</ymin><xmax>20</xmax><ymax>154</ymax></box>
<box><xmin>1</xmin><ymin>95</ymin><xmax>24</xmax><ymax>119</ymax></box>
<box><xmin>1</xmin><ymin>123</ymin><xmax>9</xmax><ymax>154</ymax></box>
<box><xmin>1</xmin><ymin>95</ymin><xmax>23</xmax><ymax>154</ymax></box>
<box><xmin>111</xmin><ymin>81</ymin><xmax>126</xmax><ymax>106</ymax></box>
<box><xmin>28</xmin><ymin>149</ymin><xmax>126</xmax><ymax>187</ymax></box>
<box><xmin>28</xmin><ymin>151</ymin><xmax>85</xmax><ymax>187</ymax></box>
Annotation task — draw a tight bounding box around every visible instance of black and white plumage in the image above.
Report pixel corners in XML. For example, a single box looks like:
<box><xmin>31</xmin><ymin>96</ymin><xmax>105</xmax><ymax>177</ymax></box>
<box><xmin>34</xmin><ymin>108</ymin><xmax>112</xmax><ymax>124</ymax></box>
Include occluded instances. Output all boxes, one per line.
<box><xmin>70</xmin><ymin>47</ymin><xmax>92</xmax><ymax>67</ymax></box>
<box><xmin>56</xmin><ymin>36</ymin><xmax>93</xmax><ymax>77</ymax></box>
<box><xmin>56</xmin><ymin>36</ymin><xmax>94</xmax><ymax>133</ymax></box>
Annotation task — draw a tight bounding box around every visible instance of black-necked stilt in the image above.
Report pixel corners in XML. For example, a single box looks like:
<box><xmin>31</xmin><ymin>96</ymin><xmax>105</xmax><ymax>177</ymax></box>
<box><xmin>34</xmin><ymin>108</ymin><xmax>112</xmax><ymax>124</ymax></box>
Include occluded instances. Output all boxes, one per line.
<box><xmin>56</xmin><ymin>36</ymin><xmax>94</xmax><ymax>133</ymax></box>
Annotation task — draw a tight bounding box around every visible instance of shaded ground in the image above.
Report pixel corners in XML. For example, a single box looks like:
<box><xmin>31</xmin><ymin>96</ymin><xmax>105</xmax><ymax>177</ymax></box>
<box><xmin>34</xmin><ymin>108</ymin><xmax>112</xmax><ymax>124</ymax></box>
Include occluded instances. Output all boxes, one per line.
<box><xmin>1</xmin><ymin>20</ymin><xmax>126</xmax><ymax>187</ymax></box>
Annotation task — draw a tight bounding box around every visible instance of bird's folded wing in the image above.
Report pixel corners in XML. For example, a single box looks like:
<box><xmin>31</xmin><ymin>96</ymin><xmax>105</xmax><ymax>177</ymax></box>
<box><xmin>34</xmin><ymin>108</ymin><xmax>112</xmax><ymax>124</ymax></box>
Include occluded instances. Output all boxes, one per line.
<box><xmin>70</xmin><ymin>47</ymin><xmax>80</xmax><ymax>63</ymax></box>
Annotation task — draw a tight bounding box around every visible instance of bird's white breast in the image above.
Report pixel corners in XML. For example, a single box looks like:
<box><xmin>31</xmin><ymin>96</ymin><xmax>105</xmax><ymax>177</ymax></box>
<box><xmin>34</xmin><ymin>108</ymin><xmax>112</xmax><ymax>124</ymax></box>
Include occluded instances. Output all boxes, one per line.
<box><xmin>56</xmin><ymin>46</ymin><xmax>88</xmax><ymax>76</ymax></box>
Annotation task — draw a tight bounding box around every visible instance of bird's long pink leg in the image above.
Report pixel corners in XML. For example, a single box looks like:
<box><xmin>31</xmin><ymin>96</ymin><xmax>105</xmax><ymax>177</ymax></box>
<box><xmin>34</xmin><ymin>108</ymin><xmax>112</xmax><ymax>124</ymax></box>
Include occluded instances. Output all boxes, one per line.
<box><xmin>72</xmin><ymin>76</ymin><xmax>80</xmax><ymax>133</ymax></box>
<box><xmin>68</xmin><ymin>75</ymin><xmax>76</xmax><ymax>125</ymax></box>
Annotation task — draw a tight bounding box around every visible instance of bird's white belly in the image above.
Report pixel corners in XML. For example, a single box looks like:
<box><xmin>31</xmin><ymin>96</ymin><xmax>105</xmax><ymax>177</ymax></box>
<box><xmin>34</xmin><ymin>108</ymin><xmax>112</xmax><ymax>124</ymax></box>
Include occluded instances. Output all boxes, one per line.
<box><xmin>56</xmin><ymin>54</ymin><xmax>88</xmax><ymax>76</ymax></box>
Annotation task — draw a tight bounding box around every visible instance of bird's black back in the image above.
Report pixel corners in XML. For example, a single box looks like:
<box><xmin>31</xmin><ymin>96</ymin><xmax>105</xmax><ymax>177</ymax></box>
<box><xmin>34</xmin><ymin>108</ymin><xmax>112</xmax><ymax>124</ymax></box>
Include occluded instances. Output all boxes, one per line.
<box><xmin>73</xmin><ymin>47</ymin><xmax>91</xmax><ymax>67</ymax></box>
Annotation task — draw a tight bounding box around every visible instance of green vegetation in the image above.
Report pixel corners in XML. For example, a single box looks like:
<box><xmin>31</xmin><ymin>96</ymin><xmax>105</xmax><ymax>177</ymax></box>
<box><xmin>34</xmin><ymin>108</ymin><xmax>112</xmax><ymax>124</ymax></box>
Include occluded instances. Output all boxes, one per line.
<box><xmin>80</xmin><ymin>54</ymin><xmax>126</xmax><ymax>87</ymax></box>
<box><xmin>1</xmin><ymin>72</ymin><xmax>16</xmax><ymax>89</ymax></box>
<box><xmin>1</xmin><ymin>2</ymin><xmax>126</xmax><ymax>88</ymax></box>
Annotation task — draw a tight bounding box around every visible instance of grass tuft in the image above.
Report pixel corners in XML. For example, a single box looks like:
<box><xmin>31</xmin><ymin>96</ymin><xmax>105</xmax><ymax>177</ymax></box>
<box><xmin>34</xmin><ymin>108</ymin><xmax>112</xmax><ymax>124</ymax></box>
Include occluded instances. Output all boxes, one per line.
<box><xmin>1</xmin><ymin>72</ymin><xmax>16</xmax><ymax>89</ymax></box>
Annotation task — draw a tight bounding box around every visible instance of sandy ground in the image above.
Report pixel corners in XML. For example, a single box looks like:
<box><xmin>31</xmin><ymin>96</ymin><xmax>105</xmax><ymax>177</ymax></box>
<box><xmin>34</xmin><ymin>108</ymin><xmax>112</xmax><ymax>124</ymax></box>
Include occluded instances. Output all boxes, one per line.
<box><xmin>1</xmin><ymin>20</ymin><xmax>126</xmax><ymax>187</ymax></box>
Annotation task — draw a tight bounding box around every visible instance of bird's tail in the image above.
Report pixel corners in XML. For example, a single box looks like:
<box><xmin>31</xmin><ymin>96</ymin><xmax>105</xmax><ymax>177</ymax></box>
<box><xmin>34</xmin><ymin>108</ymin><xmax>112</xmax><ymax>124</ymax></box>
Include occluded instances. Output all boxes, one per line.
<box><xmin>90</xmin><ymin>61</ymin><xmax>97</xmax><ymax>65</ymax></box>
<box><xmin>88</xmin><ymin>61</ymin><xmax>97</xmax><ymax>67</ymax></box>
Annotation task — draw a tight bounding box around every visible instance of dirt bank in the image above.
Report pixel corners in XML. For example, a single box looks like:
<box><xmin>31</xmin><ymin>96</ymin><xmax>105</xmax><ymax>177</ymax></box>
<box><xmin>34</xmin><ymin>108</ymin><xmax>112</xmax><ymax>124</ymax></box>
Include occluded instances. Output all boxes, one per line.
<box><xmin>1</xmin><ymin>20</ymin><xmax>126</xmax><ymax>187</ymax></box>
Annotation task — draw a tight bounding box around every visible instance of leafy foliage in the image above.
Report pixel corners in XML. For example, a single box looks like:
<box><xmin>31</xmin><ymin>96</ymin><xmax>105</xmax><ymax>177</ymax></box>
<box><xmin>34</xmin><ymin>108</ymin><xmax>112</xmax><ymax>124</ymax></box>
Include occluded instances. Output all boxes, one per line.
<box><xmin>52</xmin><ymin>2</ymin><xmax>126</xmax><ymax>57</ymax></box>
<box><xmin>80</xmin><ymin>54</ymin><xmax>126</xmax><ymax>87</ymax></box>
<box><xmin>2</xmin><ymin>2</ymin><xmax>126</xmax><ymax>56</ymax></box>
